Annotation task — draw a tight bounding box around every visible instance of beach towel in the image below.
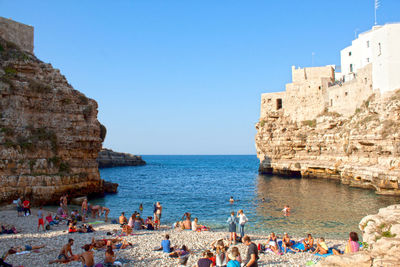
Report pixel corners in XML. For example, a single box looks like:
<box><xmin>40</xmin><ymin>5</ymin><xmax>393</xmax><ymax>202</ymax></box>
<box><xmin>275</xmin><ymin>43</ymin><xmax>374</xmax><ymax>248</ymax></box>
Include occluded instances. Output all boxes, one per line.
<box><xmin>16</xmin><ymin>251</ymin><xmax>30</xmax><ymax>255</ymax></box>
<box><xmin>277</xmin><ymin>240</ymin><xmax>297</xmax><ymax>253</ymax></box>
<box><xmin>88</xmin><ymin>221</ymin><xmax>104</xmax><ymax>225</ymax></box>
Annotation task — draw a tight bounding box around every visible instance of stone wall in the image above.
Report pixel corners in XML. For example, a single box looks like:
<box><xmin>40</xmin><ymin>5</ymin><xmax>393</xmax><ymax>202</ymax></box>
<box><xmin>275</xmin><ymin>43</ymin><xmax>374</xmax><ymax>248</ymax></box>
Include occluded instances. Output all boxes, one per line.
<box><xmin>256</xmin><ymin>89</ymin><xmax>400</xmax><ymax>195</ymax></box>
<box><xmin>328</xmin><ymin>64</ymin><xmax>373</xmax><ymax>116</ymax></box>
<box><xmin>0</xmin><ymin>17</ymin><xmax>34</xmax><ymax>53</ymax></box>
<box><xmin>0</xmin><ymin>36</ymin><xmax>106</xmax><ymax>205</ymax></box>
<box><xmin>261</xmin><ymin>65</ymin><xmax>334</xmax><ymax>122</ymax></box>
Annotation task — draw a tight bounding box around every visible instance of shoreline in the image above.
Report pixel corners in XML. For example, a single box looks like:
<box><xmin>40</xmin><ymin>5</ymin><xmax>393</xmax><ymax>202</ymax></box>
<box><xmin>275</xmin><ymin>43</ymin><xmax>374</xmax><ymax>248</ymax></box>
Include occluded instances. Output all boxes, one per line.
<box><xmin>0</xmin><ymin>207</ymin><xmax>347</xmax><ymax>267</ymax></box>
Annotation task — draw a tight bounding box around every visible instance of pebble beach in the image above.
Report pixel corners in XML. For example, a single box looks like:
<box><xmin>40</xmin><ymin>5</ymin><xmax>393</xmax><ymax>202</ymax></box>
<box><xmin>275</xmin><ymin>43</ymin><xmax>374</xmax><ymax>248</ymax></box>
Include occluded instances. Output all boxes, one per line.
<box><xmin>0</xmin><ymin>207</ymin><xmax>347</xmax><ymax>267</ymax></box>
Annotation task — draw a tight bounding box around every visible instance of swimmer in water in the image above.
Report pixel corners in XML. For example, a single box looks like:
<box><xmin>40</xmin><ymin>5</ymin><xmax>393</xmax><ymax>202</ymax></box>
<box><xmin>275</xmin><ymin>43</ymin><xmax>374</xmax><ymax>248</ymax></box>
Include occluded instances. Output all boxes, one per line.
<box><xmin>229</xmin><ymin>196</ymin><xmax>234</xmax><ymax>204</ymax></box>
<box><xmin>261</xmin><ymin>198</ymin><xmax>266</xmax><ymax>202</ymax></box>
<box><xmin>282</xmin><ymin>205</ymin><xmax>291</xmax><ymax>216</ymax></box>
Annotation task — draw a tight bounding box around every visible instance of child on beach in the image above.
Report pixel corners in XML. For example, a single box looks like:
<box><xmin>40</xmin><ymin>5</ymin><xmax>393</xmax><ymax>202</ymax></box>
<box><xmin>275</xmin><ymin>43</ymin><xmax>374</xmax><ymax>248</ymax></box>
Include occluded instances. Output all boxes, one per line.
<box><xmin>227</xmin><ymin>246</ymin><xmax>242</xmax><ymax>266</ymax></box>
<box><xmin>104</xmin><ymin>246</ymin><xmax>116</xmax><ymax>267</ymax></box>
<box><xmin>37</xmin><ymin>207</ymin><xmax>45</xmax><ymax>231</ymax></box>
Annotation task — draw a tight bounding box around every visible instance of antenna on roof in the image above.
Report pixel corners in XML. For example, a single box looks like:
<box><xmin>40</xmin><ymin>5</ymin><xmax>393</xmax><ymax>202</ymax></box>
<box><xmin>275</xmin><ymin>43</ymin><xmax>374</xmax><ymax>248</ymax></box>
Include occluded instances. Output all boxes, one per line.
<box><xmin>374</xmin><ymin>0</ymin><xmax>380</xmax><ymax>25</ymax></box>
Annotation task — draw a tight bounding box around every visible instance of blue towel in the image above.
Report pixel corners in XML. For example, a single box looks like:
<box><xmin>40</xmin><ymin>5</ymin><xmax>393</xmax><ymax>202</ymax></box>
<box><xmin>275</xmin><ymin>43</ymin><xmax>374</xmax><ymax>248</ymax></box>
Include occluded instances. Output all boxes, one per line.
<box><xmin>277</xmin><ymin>240</ymin><xmax>297</xmax><ymax>253</ymax></box>
<box><xmin>315</xmin><ymin>248</ymin><xmax>333</xmax><ymax>257</ymax></box>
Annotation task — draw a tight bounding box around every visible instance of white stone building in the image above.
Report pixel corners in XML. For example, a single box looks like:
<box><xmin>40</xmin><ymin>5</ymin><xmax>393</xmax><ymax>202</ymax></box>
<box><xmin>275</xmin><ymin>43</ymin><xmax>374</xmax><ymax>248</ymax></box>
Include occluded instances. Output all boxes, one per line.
<box><xmin>339</xmin><ymin>23</ymin><xmax>400</xmax><ymax>93</ymax></box>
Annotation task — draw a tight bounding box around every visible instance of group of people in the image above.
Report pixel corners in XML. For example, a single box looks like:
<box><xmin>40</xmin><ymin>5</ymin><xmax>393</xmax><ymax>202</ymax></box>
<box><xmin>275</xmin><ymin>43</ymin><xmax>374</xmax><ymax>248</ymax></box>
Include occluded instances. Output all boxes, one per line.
<box><xmin>173</xmin><ymin>212</ymin><xmax>210</xmax><ymax>232</ymax></box>
<box><xmin>15</xmin><ymin>197</ymin><xmax>31</xmax><ymax>217</ymax></box>
<box><xmin>118</xmin><ymin>202</ymin><xmax>163</xmax><ymax>234</ymax></box>
<box><xmin>158</xmin><ymin>234</ymin><xmax>258</xmax><ymax>267</ymax></box>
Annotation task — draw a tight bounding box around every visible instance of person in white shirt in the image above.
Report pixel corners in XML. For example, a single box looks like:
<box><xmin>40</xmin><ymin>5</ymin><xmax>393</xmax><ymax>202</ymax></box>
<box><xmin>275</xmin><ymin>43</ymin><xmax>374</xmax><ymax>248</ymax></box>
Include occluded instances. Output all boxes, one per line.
<box><xmin>237</xmin><ymin>210</ymin><xmax>248</xmax><ymax>239</ymax></box>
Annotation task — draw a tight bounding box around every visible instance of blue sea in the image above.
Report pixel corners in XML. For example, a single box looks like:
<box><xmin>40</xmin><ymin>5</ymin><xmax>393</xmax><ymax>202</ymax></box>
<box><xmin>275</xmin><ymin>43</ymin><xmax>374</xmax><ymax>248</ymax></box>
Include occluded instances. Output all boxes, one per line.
<box><xmin>92</xmin><ymin>155</ymin><xmax>399</xmax><ymax>239</ymax></box>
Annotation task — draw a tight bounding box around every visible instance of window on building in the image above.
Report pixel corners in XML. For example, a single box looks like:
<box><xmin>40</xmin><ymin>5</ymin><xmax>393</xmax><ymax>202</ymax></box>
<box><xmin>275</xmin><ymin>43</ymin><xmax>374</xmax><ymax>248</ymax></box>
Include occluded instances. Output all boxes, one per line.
<box><xmin>367</xmin><ymin>41</ymin><xmax>370</xmax><ymax>47</ymax></box>
<box><xmin>330</xmin><ymin>99</ymin><xmax>333</xmax><ymax>106</ymax></box>
<box><xmin>378</xmin><ymin>43</ymin><xmax>382</xmax><ymax>56</ymax></box>
<box><xmin>276</xmin><ymin>99</ymin><xmax>282</xmax><ymax>110</ymax></box>
<box><xmin>349</xmin><ymin>51</ymin><xmax>352</xmax><ymax>56</ymax></box>
<box><xmin>345</xmin><ymin>92</ymin><xmax>348</xmax><ymax>96</ymax></box>
<box><xmin>367</xmin><ymin>58</ymin><xmax>370</xmax><ymax>63</ymax></box>
<box><xmin>267</xmin><ymin>98</ymin><xmax>271</xmax><ymax>103</ymax></box>
<box><xmin>350</xmin><ymin>64</ymin><xmax>353</xmax><ymax>72</ymax></box>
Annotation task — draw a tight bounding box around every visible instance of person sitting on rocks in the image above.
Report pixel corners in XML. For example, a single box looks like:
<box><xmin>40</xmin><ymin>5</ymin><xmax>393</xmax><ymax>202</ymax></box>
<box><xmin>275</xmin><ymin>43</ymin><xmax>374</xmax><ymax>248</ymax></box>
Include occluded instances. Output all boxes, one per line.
<box><xmin>133</xmin><ymin>214</ymin><xmax>145</xmax><ymax>230</ymax></box>
<box><xmin>1</xmin><ymin>225</ymin><xmax>18</xmax><ymax>235</ymax></box>
<box><xmin>159</xmin><ymin>234</ymin><xmax>174</xmax><ymax>253</ymax></box>
<box><xmin>182</xmin><ymin>216</ymin><xmax>191</xmax><ymax>230</ymax></box>
<box><xmin>332</xmin><ymin>232</ymin><xmax>360</xmax><ymax>255</ymax></box>
<box><xmin>301</xmin><ymin>233</ymin><xmax>314</xmax><ymax>252</ymax></box>
<box><xmin>192</xmin><ymin>218</ymin><xmax>209</xmax><ymax>232</ymax></box>
<box><xmin>49</xmin><ymin>239</ymin><xmax>76</xmax><ymax>264</ymax></box>
<box><xmin>311</xmin><ymin>237</ymin><xmax>328</xmax><ymax>255</ymax></box>
<box><xmin>119</xmin><ymin>212</ymin><xmax>128</xmax><ymax>226</ymax></box>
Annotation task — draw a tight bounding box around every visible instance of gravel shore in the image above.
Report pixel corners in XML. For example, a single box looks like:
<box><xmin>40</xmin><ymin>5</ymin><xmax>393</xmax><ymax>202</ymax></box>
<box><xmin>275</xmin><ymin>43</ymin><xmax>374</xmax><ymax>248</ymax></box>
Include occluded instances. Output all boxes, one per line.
<box><xmin>0</xmin><ymin>207</ymin><xmax>346</xmax><ymax>266</ymax></box>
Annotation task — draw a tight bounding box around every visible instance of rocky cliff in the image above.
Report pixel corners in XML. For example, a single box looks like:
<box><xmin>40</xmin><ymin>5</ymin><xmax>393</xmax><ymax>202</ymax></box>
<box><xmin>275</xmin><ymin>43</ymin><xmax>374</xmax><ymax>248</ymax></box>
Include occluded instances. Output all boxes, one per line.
<box><xmin>0</xmin><ymin>36</ymin><xmax>109</xmax><ymax>205</ymax></box>
<box><xmin>97</xmin><ymin>148</ymin><xmax>146</xmax><ymax>168</ymax></box>
<box><xmin>255</xmin><ymin>91</ymin><xmax>400</xmax><ymax>195</ymax></box>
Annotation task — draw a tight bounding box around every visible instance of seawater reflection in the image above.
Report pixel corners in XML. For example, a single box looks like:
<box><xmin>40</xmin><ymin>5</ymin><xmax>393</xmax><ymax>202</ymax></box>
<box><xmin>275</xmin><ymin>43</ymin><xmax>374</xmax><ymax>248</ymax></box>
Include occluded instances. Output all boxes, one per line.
<box><xmin>251</xmin><ymin>175</ymin><xmax>400</xmax><ymax>238</ymax></box>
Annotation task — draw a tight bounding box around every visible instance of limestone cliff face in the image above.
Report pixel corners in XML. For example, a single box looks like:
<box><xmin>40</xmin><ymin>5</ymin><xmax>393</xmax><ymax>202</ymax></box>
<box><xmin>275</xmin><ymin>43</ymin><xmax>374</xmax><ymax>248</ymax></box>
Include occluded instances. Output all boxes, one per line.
<box><xmin>0</xmin><ymin>37</ymin><xmax>108</xmax><ymax>204</ymax></box>
<box><xmin>97</xmin><ymin>148</ymin><xmax>146</xmax><ymax>168</ymax></box>
<box><xmin>255</xmin><ymin>91</ymin><xmax>400</xmax><ymax>195</ymax></box>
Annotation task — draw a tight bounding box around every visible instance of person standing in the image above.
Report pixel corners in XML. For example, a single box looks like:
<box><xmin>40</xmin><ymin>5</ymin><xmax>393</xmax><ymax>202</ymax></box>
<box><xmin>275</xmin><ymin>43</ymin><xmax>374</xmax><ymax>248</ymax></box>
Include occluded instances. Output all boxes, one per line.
<box><xmin>16</xmin><ymin>197</ymin><xmax>23</xmax><ymax>217</ymax></box>
<box><xmin>237</xmin><ymin>210</ymin><xmax>248</xmax><ymax>239</ymax></box>
<box><xmin>81</xmin><ymin>198</ymin><xmax>88</xmax><ymax>223</ymax></box>
<box><xmin>63</xmin><ymin>194</ymin><xmax>69</xmax><ymax>215</ymax></box>
<box><xmin>139</xmin><ymin>203</ymin><xmax>143</xmax><ymax>213</ymax></box>
<box><xmin>227</xmin><ymin>211</ymin><xmax>238</xmax><ymax>245</ymax></box>
<box><xmin>155</xmin><ymin>202</ymin><xmax>162</xmax><ymax>228</ymax></box>
<box><xmin>22</xmin><ymin>198</ymin><xmax>31</xmax><ymax>216</ymax></box>
<box><xmin>242</xmin><ymin>235</ymin><xmax>258</xmax><ymax>267</ymax></box>
<box><xmin>37</xmin><ymin>207</ymin><xmax>45</xmax><ymax>231</ymax></box>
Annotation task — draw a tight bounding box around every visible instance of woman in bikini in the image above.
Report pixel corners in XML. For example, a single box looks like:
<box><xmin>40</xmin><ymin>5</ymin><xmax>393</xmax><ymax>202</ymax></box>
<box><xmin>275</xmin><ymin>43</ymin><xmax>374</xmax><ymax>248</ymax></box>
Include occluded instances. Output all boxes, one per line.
<box><xmin>266</xmin><ymin>232</ymin><xmax>279</xmax><ymax>253</ymax></box>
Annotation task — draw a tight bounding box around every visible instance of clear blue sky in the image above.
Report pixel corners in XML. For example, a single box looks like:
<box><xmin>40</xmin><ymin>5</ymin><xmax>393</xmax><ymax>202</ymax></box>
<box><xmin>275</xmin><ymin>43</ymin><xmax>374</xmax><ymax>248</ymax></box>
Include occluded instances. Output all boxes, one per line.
<box><xmin>1</xmin><ymin>1</ymin><xmax>399</xmax><ymax>155</ymax></box>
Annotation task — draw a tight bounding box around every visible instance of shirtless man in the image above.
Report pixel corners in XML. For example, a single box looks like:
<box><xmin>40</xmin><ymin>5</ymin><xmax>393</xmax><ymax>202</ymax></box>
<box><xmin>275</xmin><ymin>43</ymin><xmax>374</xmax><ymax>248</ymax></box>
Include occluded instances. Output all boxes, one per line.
<box><xmin>81</xmin><ymin>198</ymin><xmax>88</xmax><ymax>223</ymax></box>
<box><xmin>119</xmin><ymin>212</ymin><xmax>128</xmax><ymax>225</ymax></box>
<box><xmin>100</xmin><ymin>206</ymin><xmax>110</xmax><ymax>222</ymax></box>
<box><xmin>49</xmin><ymin>239</ymin><xmax>75</xmax><ymax>264</ymax></box>
<box><xmin>282</xmin><ymin>233</ymin><xmax>299</xmax><ymax>253</ymax></box>
<box><xmin>229</xmin><ymin>196</ymin><xmax>234</xmax><ymax>204</ymax></box>
<box><xmin>80</xmin><ymin>244</ymin><xmax>94</xmax><ymax>267</ymax></box>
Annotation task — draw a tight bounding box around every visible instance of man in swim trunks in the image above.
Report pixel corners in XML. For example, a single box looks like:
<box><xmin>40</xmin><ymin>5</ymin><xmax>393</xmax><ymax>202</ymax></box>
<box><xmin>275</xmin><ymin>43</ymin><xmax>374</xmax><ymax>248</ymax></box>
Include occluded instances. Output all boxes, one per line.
<box><xmin>49</xmin><ymin>238</ymin><xmax>75</xmax><ymax>264</ymax></box>
<box><xmin>8</xmin><ymin>244</ymin><xmax>45</xmax><ymax>254</ymax></box>
<box><xmin>81</xmin><ymin>198</ymin><xmax>88</xmax><ymax>223</ymax></box>
<box><xmin>89</xmin><ymin>237</ymin><xmax>122</xmax><ymax>249</ymax></box>
<box><xmin>282</xmin><ymin>233</ymin><xmax>299</xmax><ymax>253</ymax></box>
<box><xmin>119</xmin><ymin>212</ymin><xmax>128</xmax><ymax>226</ymax></box>
<box><xmin>80</xmin><ymin>244</ymin><xmax>94</xmax><ymax>267</ymax></box>
<box><xmin>90</xmin><ymin>205</ymin><xmax>101</xmax><ymax>218</ymax></box>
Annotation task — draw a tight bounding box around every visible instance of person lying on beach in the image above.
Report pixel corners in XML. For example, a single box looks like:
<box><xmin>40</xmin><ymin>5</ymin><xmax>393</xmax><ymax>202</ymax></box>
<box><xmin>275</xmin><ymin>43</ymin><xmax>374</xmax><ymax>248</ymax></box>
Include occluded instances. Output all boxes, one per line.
<box><xmin>90</xmin><ymin>237</ymin><xmax>123</xmax><ymax>249</ymax></box>
<box><xmin>169</xmin><ymin>245</ymin><xmax>190</xmax><ymax>258</ymax></box>
<box><xmin>107</xmin><ymin>239</ymin><xmax>132</xmax><ymax>250</ymax></box>
<box><xmin>192</xmin><ymin>218</ymin><xmax>209</xmax><ymax>231</ymax></box>
<box><xmin>49</xmin><ymin>239</ymin><xmax>76</xmax><ymax>264</ymax></box>
<box><xmin>311</xmin><ymin>238</ymin><xmax>328</xmax><ymax>255</ymax></box>
<box><xmin>197</xmin><ymin>250</ymin><xmax>214</xmax><ymax>267</ymax></box>
<box><xmin>79</xmin><ymin>244</ymin><xmax>94</xmax><ymax>267</ymax></box>
<box><xmin>7</xmin><ymin>244</ymin><xmax>45</xmax><ymax>254</ymax></box>
<box><xmin>119</xmin><ymin>212</ymin><xmax>128</xmax><ymax>226</ymax></box>
<box><xmin>104</xmin><ymin>246</ymin><xmax>116</xmax><ymax>267</ymax></box>
<box><xmin>100</xmin><ymin>206</ymin><xmax>110</xmax><ymax>222</ymax></box>
<box><xmin>0</xmin><ymin>225</ymin><xmax>18</xmax><ymax>234</ymax></box>
<box><xmin>332</xmin><ymin>232</ymin><xmax>360</xmax><ymax>255</ymax></box>
<box><xmin>282</xmin><ymin>233</ymin><xmax>299</xmax><ymax>253</ymax></box>
<box><xmin>266</xmin><ymin>232</ymin><xmax>279</xmax><ymax>253</ymax></box>
<box><xmin>301</xmin><ymin>234</ymin><xmax>314</xmax><ymax>252</ymax></box>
